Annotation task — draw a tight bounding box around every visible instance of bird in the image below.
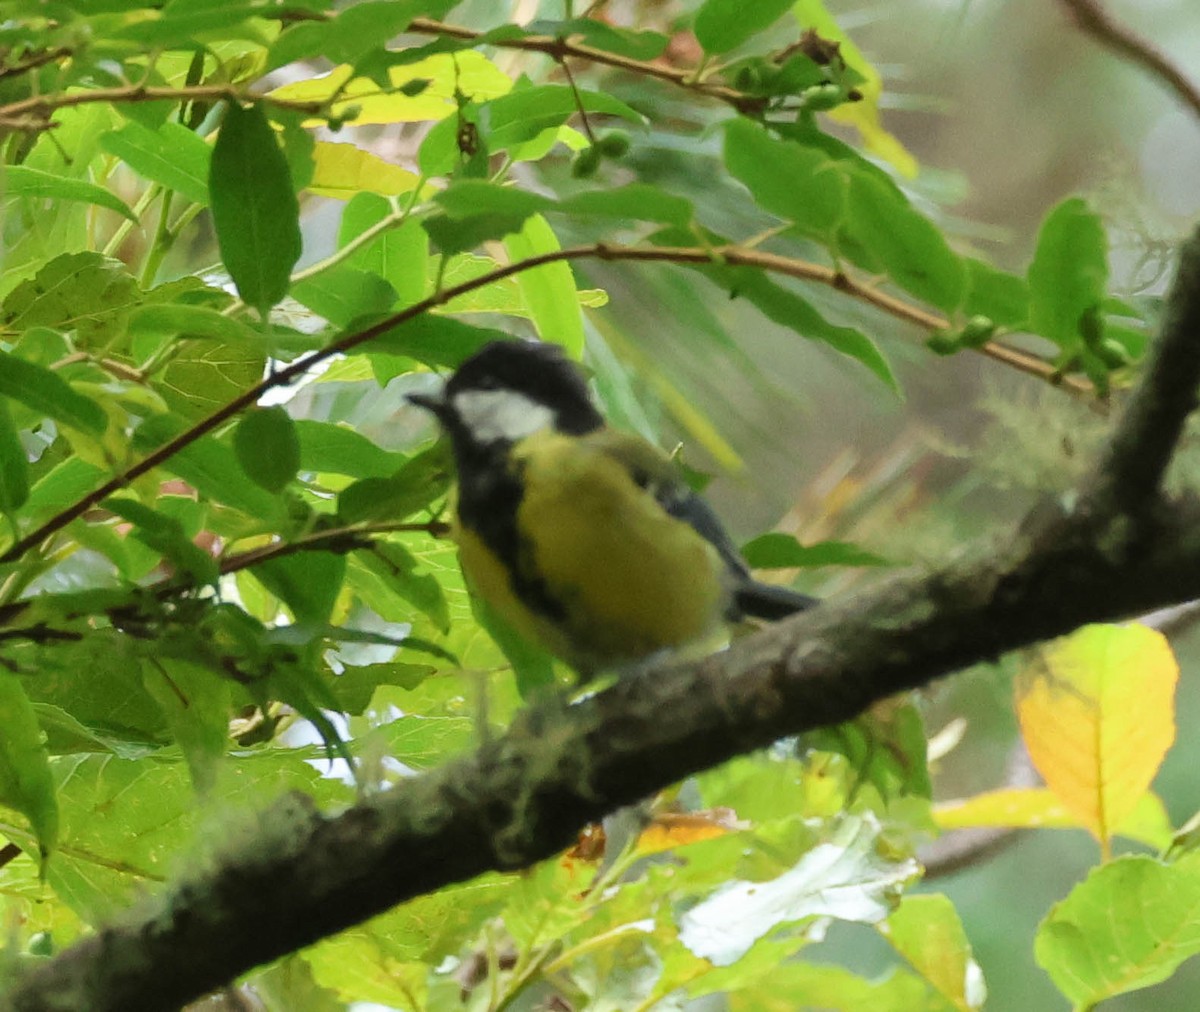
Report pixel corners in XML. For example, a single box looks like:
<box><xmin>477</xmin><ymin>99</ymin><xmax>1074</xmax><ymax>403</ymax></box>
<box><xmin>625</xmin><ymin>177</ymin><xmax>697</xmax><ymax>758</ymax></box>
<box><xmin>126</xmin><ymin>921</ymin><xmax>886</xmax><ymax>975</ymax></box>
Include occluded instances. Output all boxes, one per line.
<box><xmin>407</xmin><ymin>340</ymin><xmax>818</xmax><ymax>678</ymax></box>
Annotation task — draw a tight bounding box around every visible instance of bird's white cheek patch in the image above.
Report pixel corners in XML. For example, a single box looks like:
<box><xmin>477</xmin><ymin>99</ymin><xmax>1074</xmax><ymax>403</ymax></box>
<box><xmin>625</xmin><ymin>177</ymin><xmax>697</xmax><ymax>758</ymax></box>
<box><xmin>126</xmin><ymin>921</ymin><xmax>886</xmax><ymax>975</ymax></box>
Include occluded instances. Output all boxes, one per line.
<box><xmin>453</xmin><ymin>390</ymin><xmax>556</xmax><ymax>443</ymax></box>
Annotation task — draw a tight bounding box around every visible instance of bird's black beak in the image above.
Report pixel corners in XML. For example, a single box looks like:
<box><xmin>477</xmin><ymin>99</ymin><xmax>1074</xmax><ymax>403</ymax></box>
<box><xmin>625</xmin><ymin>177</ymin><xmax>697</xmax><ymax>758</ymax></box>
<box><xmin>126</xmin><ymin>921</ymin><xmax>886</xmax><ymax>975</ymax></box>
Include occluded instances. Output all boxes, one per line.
<box><xmin>407</xmin><ymin>390</ymin><xmax>452</xmax><ymax>422</ymax></box>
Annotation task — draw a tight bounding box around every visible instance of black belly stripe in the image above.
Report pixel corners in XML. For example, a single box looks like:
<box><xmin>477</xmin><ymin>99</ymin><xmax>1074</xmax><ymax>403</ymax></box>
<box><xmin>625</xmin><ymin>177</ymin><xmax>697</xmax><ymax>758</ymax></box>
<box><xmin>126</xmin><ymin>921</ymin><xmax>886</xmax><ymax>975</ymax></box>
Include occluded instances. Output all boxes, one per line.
<box><xmin>455</xmin><ymin>443</ymin><xmax>568</xmax><ymax>623</ymax></box>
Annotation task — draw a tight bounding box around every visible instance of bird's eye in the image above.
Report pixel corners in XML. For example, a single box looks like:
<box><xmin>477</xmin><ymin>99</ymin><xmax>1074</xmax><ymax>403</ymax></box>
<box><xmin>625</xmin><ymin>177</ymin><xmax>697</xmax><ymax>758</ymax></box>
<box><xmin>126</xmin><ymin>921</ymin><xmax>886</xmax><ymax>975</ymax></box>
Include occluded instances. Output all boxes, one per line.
<box><xmin>475</xmin><ymin>376</ymin><xmax>499</xmax><ymax>390</ymax></box>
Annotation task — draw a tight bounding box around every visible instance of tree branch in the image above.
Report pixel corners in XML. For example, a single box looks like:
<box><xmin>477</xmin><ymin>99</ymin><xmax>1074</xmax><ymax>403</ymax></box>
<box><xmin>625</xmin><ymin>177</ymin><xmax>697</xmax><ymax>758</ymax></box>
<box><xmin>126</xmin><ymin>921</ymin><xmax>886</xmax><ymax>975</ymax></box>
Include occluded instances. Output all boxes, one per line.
<box><xmin>0</xmin><ymin>242</ymin><xmax>1083</xmax><ymax>570</ymax></box>
<box><xmin>7</xmin><ymin>225</ymin><xmax>1200</xmax><ymax>1012</ymax></box>
<box><xmin>0</xmin><ymin>84</ymin><xmax>322</xmax><ymax>131</ymax></box>
<box><xmin>408</xmin><ymin>18</ymin><xmax>760</xmax><ymax>114</ymax></box>
<box><xmin>1058</xmin><ymin>0</ymin><xmax>1200</xmax><ymax>125</ymax></box>
<box><xmin>1085</xmin><ymin>228</ymin><xmax>1200</xmax><ymax>512</ymax></box>
<box><xmin>210</xmin><ymin>521</ymin><xmax>451</xmax><ymax>580</ymax></box>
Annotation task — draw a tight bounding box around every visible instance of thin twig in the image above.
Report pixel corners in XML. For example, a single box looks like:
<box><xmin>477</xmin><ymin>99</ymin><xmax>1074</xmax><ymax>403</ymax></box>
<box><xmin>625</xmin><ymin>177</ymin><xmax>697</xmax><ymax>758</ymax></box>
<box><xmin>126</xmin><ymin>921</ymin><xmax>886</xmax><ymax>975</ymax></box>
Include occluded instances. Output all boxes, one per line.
<box><xmin>50</xmin><ymin>352</ymin><xmax>146</xmax><ymax>384</ymax></box>
<box><xmin>0</xmin><ymin>842</ymin><xmax>21</xmax><ymax>871</ymax></box>
<box><xmin>1059</xmin><ymin>0</ymin><xmax>1200</xmax><ymax>125</ymax></box>
<box><xmin>0</xmin><ymin>241</ymin><xmax>1082</xmax><ymax>568</ymax></box>
<box><xmin>213</xmin><ymin>521</ymin><xmax>451</xmax><ymax>579</ymax></box>
<box><xmin>559</xmin><ymin>58</ymin><xmax>597</xmax><ymax>144</ymax></box>
<box><xmin>408</xmin><ymin>18</ymin><xmax>762</xmax><ymax>114</ymax></box>
<box><xmin>0</xmin><ymin>84</ymin><xmax>323</xmax><ymax>131</ymax></box>
<box><xmin>0</xmin><ymin>47</ymin><xmax>72</xmax><ymax>82</ymax></box>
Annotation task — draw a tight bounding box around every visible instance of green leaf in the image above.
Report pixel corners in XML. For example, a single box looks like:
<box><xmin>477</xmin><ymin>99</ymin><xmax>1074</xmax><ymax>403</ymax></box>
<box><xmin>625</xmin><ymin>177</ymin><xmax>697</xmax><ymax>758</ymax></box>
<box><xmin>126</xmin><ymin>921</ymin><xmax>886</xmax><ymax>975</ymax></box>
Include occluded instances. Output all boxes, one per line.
<box><xmin>155</xmin><ymin>338</ymin><xmax>268</xmax><ymax>423</ymax></box>
<box><xmin>725</xmin><ymin>120</ymin><xmax>965</xmax><ymax>309</ymax></box>
<box><xmin>724</xmin><ymin>119</ymin><xmax>845</xmax><ymax>240</ymax></box>
<box><xmin>129</xmin><ymin>304</ymin><xmax>256</xmax><ymax>345</ymax></box>
<box><xmin>718</xmin><ymin>264</ymin><xmax>897</xmax><ymax>390</ymax></box>
<box><xmin>882</xmin><ymin>894</ymin><xmax>986</xmax><ymax>1010</ymax></box>
<box><xmin>4</xmin><ymin>166</ymin><xmax>136</xmax><ymax>221</ymax></box>
<box><xmin>338</xmin><ymin>194</ymin><xmax>428</xmax><ymax>306</ymax></box>
<box><xmin>110</xmin><ymin>1</ymin><xmax>271</xmax><ymax>46</ymax></box>
<box><xmin>1036</xmin><ymin>854</ymin><xmax>1200</xmax><ymax>1006</ymax></box>
<box><xmin>267</xmin><ymin>0</ymin><xmax>455</xmax><ymax>71</ymax></box>
<box><xmin>103</xmin><ymin>497</ymin><xmax>219</xmax><ymax>585</ymax></box>
<box><xmin>741</xmin><ymin>532</ymin><xmax>890</xmax><ymax>568</ymax></box>
<box><xmin>251</xmin><ymin>551</ymin><xmax>347</xmax><ymax>625</ymax></box>
<box><xmin>264</xmin><ymin>656</ymin><xmax>352</xmax><ymax>767</ymax></box>
<box><xmin>364</xmin><ymin>315</ymin><xmax>511</xmax><ymax>368</ymax></box>
<box><xmin>15</xmin><ymin>624</ymin><xmax>169</xmax><ymax>746</ymax></box>
<box><xmin>726</xmin><ymin>962</ymin><xmax>934</xmax><ymax>1011</ymax></box>
<box><xmin>841</xmin><ymin>170</ymin><xmax>966</xmax><ymax>311</ymax></box>
<box><xmin>436</xmin><ymin>180</ymin><xmax>693</xmax><ymax>229</ymax></box>
<box><xmin>423</xmin><ymin>211</ymin><xmax>533</xmax><ymax>254</ymax></box>
<box><xmin>130</xmin><ymin>303</ymin><xmax>322</xmax><ymax>361</ymax></box>
<box><xmin>808</xmin><ymin>704</ymin><xmax>931</xmax><ymax>801</ymax></box>
<box><xmin>1027</xmin><ymin>196</ymin><xmax>1108</xmax><ymax>351</ymax></box>
<box><xmin>523</xmin><ymin>19</ymin><xmax>669</xmax><ymax>59</ymax></box>
<box><xmin>100</xmin><ymin>121</ymin><xmax>211</xmax><ymax>206</ymax></box>
<box><xmin>472</xmin><ymin>593</ymin><xmax>556</xmax><ymax>698</ymax></box>
<box><xmin>329</xmin><ymin>662</ymin><xmax>434</xmax><ymax>714</ymax></box>
<box><xmin>24</xmin><ymin>458</ymin><xmax>106</xmax><ymax>523</ymax></box>
<box><xmin>302</xmin><ymin>877</ymin><xmax>509</xmax><ymax>1005</ymax></box>
<box><xmin>558</xmin><ymin>183</ymin><xmax>693</xmax><ymax>227</ymax></box>
<box><xmin>350</xmin><ymin>543</ymin><xmax>449</xmax><ymax>632</ymax></box>
<box><xmin>0</xmin><ymin>673</ymin><xmax>59</xmax><ymax>858</ymax></box>
<box><xmin>336</xmin><ymin>445</ymin><xmax>452</xmax><ymax>525</ymax></box>
<box><xmin>646</xmin><ymin>226</ymin><xmax>896</xmax><ymax>390</ymax></box>
<box><xmin>0</xmin><ymin>401</ymin><xmax>30</xmax><ymax>514</ymax></box>
<box><xmin>0</xmin><ymin>352</ymin><xmax>107</xmax><ymax>433</ymax></box>
<box><xmin>483</xmin><ymin>85</ymin><xmax>645</xmax><ymax>151</ymax></box>
<box><xmin>0</xmin><ymin>252</ymin><xmax>140</xmax><ymax>347</ymax></box>
<box><xmin>694</xmin><ymin>0</ymin><xmax>796</xmax><ymax>53</ymax></box>
<box><xmin>22</xmin><ymin>749</ymin><xmax>348</xmax><ymax>923</ymax></box>
<box><xmin>295</xmin><ymin>421</ymin><xmax>408</xmax><ymax>479</ymax></box>
<box><xmin>234</xmin><ymin>407</ymin><xmax>301</xmax><ymax>494</ymax></box>
<box><xmin>417</xmin><ymin>111</ymin><xmax>473</xmax><ymax>178</ymax></box>
<box><xmin>369</xmin><ymin>713</ymin><xmax>475</xmax><ymax>772</ymax></box>
<box><xmin>291</xmin><ymin>266</ymin><xmax>398</xmax><ymax>327</ymax></box>
<box><xmin>134</xmin><ymin>416</ymin><xmax>284</xmax><ymax>522</ymax></box>
<box><xmin>141</xmin><ymin>659</ymin><xmax>232</xmax><ymax>795</ymax></box>
<box><xmin>210</xmin><ymin>103</ymin><xmax>303</xmax><ymax>315</ymax></box>
<box><xmin>503</xmin><ymin>215</ymin><xmax>584</xmax><ymax>357</ymax></box>
<box><xmin>434</xmin><ymin>181</ymin><xmax>553</xmax><ymax>220</ymax></box>
<box><xmin>962</xmin><ymin>257</ymin><xmax>1029</xmax><ymax>328</ymax></box>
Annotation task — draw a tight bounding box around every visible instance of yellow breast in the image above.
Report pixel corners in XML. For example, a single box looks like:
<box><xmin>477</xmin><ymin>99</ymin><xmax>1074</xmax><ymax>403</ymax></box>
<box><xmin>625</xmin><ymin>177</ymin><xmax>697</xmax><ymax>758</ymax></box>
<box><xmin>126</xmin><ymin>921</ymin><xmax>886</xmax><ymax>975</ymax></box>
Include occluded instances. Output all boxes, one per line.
<box><xmin>455</xmin><ymin>431</ymin><xmax>728</xmax><ymax>673</ymax></box>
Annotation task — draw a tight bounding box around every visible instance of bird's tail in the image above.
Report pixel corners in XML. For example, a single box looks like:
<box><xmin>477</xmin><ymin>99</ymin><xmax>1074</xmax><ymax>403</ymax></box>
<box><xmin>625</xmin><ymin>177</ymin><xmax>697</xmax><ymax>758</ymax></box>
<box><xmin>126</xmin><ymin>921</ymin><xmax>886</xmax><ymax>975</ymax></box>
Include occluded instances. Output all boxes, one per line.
<box><xmin>734</xmin><ymin>580</ymin><xmax>820</xmax><ymax>621</ymax></box>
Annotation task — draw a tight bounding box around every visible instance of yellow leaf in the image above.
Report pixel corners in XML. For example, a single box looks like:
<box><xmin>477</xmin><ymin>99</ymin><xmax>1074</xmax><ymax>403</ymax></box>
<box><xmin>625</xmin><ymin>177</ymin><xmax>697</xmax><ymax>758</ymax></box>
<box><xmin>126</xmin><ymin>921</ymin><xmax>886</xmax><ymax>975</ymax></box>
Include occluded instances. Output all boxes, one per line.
<box><xmin>636</xmin><ymin>810</ymin><xmax>742</xmax><ymax>855</ymax></box>
<box><xmin>268</xmin><ymin>51</ymin><xmax>512</xmax><ymax>126</ymax></box>
<box><xmin>934</xmin><ymin>787</ymin><xmax>1173</xmax><ymax>850</ymax></box>
<box><xmin>791</xmin><ymin>0</ymin><xmax>918</xmax><ymax>179</ymax></box>
<box><xmin>1015</xmin><ymin>624</ymin><xmax>1177</xmax><ymax>853</ymax></box>
<box><xmin>308</xmin><ymin>142</ymin><xmax>420</xmax><ymax>199</ymax></box>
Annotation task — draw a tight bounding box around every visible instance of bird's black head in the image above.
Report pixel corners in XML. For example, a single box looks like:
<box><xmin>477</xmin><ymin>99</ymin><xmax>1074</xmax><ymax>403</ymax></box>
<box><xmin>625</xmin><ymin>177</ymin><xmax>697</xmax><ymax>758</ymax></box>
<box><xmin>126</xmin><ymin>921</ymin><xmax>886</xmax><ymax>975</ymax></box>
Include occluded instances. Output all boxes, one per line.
<box><xmin>409</xmin><ymin>340</ymin><xmax>603</xmax><ymax>446</ymax></box>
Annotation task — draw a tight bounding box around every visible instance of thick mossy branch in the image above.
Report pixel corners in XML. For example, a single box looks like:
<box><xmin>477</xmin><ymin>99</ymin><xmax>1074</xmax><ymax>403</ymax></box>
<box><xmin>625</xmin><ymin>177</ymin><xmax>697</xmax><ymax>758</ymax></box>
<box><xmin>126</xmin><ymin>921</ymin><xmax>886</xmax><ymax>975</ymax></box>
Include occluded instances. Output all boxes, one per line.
<box><xmin>11</xmin><ymin>500</ymin><xmax>1200</xmax><ymax>1012</ymax></box>
<box><xmin>7</xmin><ymin>228</ymin><xmax>1200</xmax><ymax>1012</ymax></box>
<box><xmin>1086</xmin><ymin>228</ymin><xmax>1200</xmax><ymax>513</ymax></box>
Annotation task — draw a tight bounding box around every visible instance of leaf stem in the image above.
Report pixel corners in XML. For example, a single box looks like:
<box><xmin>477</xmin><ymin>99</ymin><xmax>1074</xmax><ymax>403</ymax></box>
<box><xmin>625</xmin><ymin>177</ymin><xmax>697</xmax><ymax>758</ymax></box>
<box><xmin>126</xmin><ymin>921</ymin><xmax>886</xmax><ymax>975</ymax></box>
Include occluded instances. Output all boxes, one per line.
<box><xmin>290</xmin><ymin>185</ymin><xmax>425</xmax><ymax>285</ymax></box>
<box><xmin>101</xmin><ymin>183</ymin><xmax>161</xmax><ymax>259</ymax></box>
<box><xmin>559</xmin><ymin>58</ymin><xmax>597</xmax><ymax>144</ymax></box>
<box><xmin>139</xmin><ymin>188</ymin><xmax>175</xmax><ymax>288</ymax></box>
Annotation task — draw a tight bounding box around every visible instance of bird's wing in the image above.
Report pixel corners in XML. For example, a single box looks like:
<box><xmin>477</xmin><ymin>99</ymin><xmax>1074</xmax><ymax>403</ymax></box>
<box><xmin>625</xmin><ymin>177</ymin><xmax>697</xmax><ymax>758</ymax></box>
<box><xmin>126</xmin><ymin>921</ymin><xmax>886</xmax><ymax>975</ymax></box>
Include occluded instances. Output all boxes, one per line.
<box><xmin>582</xmin><ymin>429</ymin><xmax>818</xmax><ymax>620</ymax></box>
